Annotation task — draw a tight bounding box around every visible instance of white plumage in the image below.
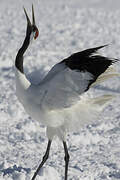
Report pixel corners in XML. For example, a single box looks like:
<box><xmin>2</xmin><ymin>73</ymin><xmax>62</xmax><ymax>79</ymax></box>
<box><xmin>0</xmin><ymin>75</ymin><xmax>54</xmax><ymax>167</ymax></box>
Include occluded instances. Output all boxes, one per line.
<box><xmin>15</xmin><ymin>6</ymin><xmax>119</xmax><ymax>180</ymax></box>
<box><xmin>15</xmin><ymin>63</ymin><xmax>115</xmax><ymax>140</ymax></box>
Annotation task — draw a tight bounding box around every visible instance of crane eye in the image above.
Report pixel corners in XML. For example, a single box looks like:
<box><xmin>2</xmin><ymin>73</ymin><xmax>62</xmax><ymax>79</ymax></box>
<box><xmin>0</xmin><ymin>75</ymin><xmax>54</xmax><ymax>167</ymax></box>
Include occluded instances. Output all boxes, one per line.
<box><xmin>32</xmin><ymin>25</ymin><xmax>39</xmax><ymax>40</ymax></box>
<box><xmin>30</xmin><ymin>28</ymin><xmax>39</xmax><ymax>42</ymax></box>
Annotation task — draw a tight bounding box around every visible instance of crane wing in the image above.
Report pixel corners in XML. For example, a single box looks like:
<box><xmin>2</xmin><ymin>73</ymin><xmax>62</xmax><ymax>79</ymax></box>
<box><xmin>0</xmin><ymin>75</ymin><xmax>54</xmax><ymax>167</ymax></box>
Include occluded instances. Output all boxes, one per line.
<box><xmin>38</xmin><ymin>63</ymin><xmax>93</xmax><ymax>110</ymax></box>
<box><xmin>35</xmin><ymin>46</ymin><xmax>117</xmax><ymax>110</ymax></box>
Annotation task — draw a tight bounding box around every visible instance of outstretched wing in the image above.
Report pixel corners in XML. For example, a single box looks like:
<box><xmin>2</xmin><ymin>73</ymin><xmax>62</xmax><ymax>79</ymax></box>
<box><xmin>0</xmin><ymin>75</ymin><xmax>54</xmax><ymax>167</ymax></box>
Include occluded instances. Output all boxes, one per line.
<box><xmin>37</xmin><ymin>45</ymin><xmax>117</xmax><ymax>110</ymax></box>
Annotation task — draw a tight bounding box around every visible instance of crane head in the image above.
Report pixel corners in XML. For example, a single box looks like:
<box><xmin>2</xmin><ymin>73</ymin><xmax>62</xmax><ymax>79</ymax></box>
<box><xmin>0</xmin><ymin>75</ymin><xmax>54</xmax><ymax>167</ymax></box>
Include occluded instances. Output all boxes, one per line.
<box><xmin>24</xmin><ymin>5</ymin><xmax>39</xmax><ymax>40</ymax></box>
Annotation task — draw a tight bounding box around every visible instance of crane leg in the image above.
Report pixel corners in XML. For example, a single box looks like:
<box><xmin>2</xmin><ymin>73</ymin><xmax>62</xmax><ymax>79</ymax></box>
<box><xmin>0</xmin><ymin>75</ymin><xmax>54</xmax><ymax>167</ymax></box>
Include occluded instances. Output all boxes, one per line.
<box><xmin>63</xmin><ymin>141</ymin><xmax>70</xmax><ymax>180</ymax></box>
<box><xmin>31</xmin><ymin>140</ymin><xmax>52</xmax><ymax>180</ymax></box>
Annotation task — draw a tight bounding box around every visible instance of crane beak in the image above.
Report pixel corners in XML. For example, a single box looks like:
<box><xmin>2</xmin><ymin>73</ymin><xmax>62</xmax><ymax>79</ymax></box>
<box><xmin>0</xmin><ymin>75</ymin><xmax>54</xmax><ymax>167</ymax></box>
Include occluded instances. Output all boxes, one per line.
<box><xmin>23</xmin><ymin>5</ymin><xmax>39</xmax><ymax>39</ymax></box>
<box><xmin>32</xmin><ymin>4</ymin><xmax>36</xmax><ymax>26</ymax></box>
<box><xmin>23</xmin><ymin>5</ymin><xmax>36</xmax><ymax>27</ymax></box>
<box><xmin>23</xmin><ymin>7</ymin><xmax>31</xmax><ymax>26</ymax></box>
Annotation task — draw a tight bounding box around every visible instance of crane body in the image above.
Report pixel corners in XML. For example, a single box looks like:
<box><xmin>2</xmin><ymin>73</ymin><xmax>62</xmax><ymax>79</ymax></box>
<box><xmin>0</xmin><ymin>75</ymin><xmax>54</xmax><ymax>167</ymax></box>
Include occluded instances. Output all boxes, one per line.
<box><xmin>15</xmin><ymin>5</ymin><xmax>119</xmax><ymax>180</ymax></box>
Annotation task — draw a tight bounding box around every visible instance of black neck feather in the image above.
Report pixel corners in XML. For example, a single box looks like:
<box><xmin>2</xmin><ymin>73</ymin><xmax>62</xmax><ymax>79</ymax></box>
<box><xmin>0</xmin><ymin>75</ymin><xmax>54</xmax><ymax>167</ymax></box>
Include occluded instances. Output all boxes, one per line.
<box><xmin>15</xmin><ymin>32</ymin><xmax>31</xmax><ymax>73</ymax></box>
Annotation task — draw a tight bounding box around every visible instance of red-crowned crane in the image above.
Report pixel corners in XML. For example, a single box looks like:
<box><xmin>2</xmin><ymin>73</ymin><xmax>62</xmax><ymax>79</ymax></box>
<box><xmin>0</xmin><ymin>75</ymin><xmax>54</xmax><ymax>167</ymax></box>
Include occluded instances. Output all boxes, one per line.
<box><xmin>15</xmin><ymin>5</ymin><xmax>119</xmax><ymax>180</ymax></box>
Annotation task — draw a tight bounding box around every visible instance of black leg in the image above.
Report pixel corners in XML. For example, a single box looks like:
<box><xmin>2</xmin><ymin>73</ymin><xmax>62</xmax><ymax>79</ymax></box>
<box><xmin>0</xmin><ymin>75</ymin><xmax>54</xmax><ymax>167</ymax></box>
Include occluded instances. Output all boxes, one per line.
<box><xmin>31</xmin><ymin>140</ymin><xmax>52</xmax><ymax>180</ymax></box>
<box><xmin>63</xmin><ymin>141</ymin><xmax>70</xmax><ymax>180</ymax></box>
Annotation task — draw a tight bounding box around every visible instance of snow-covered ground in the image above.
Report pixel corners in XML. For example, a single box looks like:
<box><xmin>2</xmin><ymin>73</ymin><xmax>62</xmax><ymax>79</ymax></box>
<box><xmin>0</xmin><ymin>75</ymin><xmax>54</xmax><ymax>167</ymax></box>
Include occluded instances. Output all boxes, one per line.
<box><xmin>0</xmin><ymin>0</ymin><xmax>120</xmax><ymax>179</ymax></box>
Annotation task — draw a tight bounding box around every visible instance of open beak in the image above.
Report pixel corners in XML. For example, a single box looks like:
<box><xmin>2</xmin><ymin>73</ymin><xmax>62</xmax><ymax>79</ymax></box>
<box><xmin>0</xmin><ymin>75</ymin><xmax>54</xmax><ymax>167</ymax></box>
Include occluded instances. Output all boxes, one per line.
<box><xmin>23</xmin><ymin>5</ymin><xmax>39</xmax><ymax>39</ymax></box>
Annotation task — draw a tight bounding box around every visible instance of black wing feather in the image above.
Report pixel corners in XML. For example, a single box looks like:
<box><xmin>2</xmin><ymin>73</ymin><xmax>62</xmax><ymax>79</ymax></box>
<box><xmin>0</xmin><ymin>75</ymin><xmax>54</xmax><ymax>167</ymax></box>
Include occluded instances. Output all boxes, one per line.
<box><xmin>60</xmin><ymin>45</ymin><xmax>118</xmax><ymax>91</ymax></box>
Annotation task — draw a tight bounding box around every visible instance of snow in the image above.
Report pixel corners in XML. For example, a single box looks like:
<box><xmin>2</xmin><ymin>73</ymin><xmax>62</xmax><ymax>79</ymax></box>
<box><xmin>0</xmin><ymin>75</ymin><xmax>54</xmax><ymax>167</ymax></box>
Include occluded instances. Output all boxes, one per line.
<box><xmin>0</xmin><ymin>0</ymin><xmax>120</xmax><ymax>179</ymax></box>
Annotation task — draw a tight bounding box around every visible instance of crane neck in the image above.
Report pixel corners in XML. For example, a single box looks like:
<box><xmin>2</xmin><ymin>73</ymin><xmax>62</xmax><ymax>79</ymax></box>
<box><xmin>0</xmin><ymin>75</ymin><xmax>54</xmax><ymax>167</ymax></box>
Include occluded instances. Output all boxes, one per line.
<box><xmin>15</xmin><ymin>31</ymin><xmax>31</xmax><ymax>93</ymax></box>
<box><xmin>15</xmin><ymin>32</ymin><xmax>31</xmax><ymax>74</ymax></box>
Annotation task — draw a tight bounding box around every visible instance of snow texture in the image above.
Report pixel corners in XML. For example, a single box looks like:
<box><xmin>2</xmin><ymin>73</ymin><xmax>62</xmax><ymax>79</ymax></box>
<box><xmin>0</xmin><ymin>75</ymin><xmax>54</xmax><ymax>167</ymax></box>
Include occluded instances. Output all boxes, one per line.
<box><xmin>0</xmin><ymin>0</ymin><xmax>120</xmax><ymax>179</ymax></box>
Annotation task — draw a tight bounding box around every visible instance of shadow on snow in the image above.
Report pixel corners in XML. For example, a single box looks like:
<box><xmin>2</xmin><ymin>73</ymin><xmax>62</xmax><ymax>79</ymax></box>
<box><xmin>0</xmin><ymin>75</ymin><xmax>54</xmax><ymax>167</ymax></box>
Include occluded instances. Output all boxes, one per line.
<box><xmin>0</xmin><ymin>165</ymin><xmax>31</xmax><ymax>176</ymax></box>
